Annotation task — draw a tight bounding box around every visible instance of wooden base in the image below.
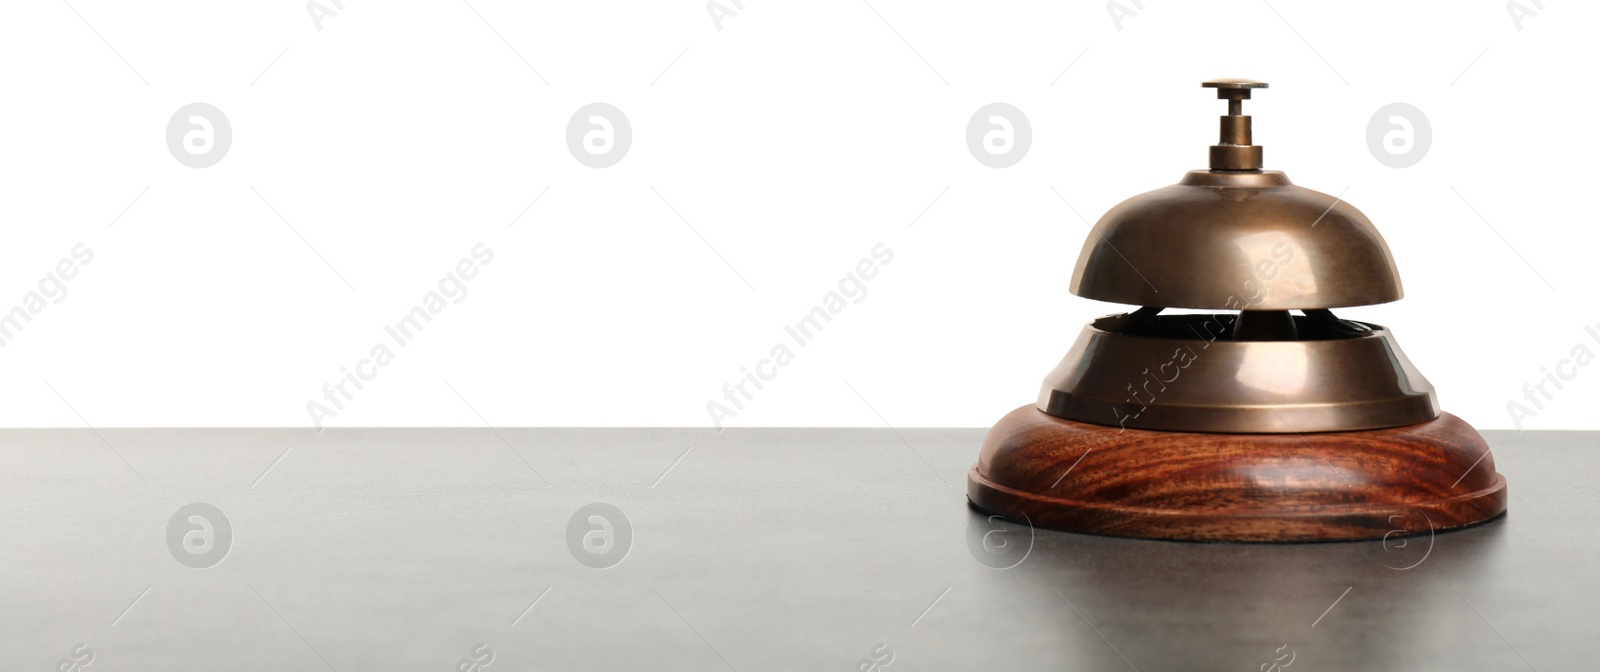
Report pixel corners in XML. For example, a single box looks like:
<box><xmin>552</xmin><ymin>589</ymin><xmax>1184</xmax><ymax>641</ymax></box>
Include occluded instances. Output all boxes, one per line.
<box><xmin>968</xmin><ymin>406</ymin><xmax>1507</xmax><ymax>542</ymax></box>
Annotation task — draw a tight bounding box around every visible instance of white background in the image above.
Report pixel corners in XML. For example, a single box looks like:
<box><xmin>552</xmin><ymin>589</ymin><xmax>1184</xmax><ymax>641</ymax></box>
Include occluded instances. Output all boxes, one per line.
<box><xmin>0</xmin><ymin>0</ymin><xmax>1594</xmax><ymax>429</ymax></box>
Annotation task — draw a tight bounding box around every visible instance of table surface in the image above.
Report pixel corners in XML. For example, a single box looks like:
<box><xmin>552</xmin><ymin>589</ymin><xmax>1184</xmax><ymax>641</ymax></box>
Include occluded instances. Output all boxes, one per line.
<box><xmin>3</xmin><ymin>427</ymin><xmax>1594</xmax><ymax>671</ymax></box>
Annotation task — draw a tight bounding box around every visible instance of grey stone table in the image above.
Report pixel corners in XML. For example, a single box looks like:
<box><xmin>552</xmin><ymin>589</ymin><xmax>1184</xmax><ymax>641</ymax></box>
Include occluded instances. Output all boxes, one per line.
<box><xmin>3</xmin><ymin>428</ymin><xmax>1594</xmax><ymax>671</ymax></box>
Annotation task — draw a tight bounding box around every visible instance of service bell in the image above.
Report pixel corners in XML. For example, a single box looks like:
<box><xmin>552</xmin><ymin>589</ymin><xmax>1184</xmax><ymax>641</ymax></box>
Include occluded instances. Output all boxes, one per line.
<box><xmin>967</xmin><ymin>80</ymin><xmax>1507</xmax><ymax>542</ymax></box>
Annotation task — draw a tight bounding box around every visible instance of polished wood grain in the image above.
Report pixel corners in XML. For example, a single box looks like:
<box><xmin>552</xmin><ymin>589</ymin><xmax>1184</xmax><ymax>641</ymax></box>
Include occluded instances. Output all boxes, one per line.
<box><xmin>969</xmin><ymin>405</ymin><xmax>1507</xmax><ymax>542</ymax></box>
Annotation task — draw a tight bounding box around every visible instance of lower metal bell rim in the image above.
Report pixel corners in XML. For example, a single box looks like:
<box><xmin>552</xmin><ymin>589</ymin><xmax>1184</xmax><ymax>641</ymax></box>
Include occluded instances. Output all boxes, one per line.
<box><xmin>1038</xmin><ymin>313</ymin><xmax>1439</xmax><ymax>434</ymax></box>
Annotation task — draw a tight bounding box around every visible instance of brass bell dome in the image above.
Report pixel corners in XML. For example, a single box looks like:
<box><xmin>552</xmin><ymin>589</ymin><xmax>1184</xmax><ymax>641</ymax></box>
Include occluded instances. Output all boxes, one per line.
<box><xmin>1069</xmin><ymin>80</ymin><xmax>1403</xmax><ymax>310</ymax></box>
<box><xmin>1041</xmin><ymin>80</ymin><xmax>1434</xmax><ymax>434</ymax></box>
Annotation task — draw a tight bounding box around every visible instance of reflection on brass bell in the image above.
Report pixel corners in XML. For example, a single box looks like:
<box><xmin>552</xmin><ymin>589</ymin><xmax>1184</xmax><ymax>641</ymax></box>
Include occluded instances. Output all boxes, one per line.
<box><xmin>968</xmin><ymin>80</ymin><xmax>1508</xmax><ymax>542</ymax></box>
